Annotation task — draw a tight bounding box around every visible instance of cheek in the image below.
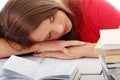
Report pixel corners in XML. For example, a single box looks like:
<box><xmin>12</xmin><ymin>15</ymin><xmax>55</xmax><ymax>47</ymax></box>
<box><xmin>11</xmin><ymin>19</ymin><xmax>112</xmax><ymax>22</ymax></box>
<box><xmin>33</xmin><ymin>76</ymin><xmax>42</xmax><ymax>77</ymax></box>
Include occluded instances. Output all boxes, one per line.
<box><xmin>50</xmin><ymin>32</ymin><xmax>62</xmax><ymax>40</ymax></box>
<box><xmin>55</xmin><ymin>24</ymin><xmax>64</xmax><ymax>33</ymax></box>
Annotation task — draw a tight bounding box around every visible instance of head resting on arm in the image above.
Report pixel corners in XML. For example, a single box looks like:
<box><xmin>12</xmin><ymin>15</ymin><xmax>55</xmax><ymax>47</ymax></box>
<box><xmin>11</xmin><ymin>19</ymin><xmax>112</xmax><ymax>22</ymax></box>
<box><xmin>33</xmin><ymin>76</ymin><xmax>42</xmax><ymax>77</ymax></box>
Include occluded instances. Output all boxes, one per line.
<box><xmin>0</xmin><ymin>0</ymin><xmax>79</xmax><ymax>50</ymax></box>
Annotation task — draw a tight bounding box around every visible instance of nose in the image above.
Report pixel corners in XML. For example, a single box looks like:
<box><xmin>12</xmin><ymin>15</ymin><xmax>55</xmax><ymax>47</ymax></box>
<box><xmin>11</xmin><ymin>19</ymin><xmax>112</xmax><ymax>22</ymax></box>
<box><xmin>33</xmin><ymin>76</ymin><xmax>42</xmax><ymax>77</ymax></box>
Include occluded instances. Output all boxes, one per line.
<box><xmin>54</xmin><ymin>24</ymin><xmax>64</xmax><ymax>34</ymax></box>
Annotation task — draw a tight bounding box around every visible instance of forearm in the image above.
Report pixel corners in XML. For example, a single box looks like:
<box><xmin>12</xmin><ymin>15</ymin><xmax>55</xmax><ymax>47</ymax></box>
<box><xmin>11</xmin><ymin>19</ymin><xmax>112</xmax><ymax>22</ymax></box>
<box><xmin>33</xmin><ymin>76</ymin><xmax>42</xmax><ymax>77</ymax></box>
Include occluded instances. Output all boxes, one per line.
<box><xmin>68</xmin><ymin>43</ymin><xmax>98</xmax><ymax>58</ymax></box>
<box><xmin>32</xmin><ymin>42</ymin><xmax>98</xmax><ymax>59</ymax></box>
<box><xmin>0</xmin><ymin>38</ymin><xmax>35</xmax><ymax>58</ymax></box>
<box><xmin>0</xmin><ymin>39</ymin><xmax>86</xmax><ymax>58</ymax></box>
<box><xmin>82</xmin><ymin>43</ymin><xmax>98</xmax><ymax>58</ymax></box>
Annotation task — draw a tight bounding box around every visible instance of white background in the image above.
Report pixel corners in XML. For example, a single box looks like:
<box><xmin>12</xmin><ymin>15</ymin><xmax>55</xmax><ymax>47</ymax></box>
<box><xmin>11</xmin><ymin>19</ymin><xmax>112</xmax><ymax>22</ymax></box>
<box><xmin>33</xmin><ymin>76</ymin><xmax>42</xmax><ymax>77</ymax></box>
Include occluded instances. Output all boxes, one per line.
<box><xmin>107</xmin><ymin>0</ymin><xmax>120</xmax><ymax>11</ymax></box>
<box><xmin>0</xmin><ymin>0</ymin><xmax>8</xmax><ymax>11</ymax></box>
<box><xmin>0</xmin><ymin>0</ymin><xmax>120</xmax><ymax>11</ymax></box>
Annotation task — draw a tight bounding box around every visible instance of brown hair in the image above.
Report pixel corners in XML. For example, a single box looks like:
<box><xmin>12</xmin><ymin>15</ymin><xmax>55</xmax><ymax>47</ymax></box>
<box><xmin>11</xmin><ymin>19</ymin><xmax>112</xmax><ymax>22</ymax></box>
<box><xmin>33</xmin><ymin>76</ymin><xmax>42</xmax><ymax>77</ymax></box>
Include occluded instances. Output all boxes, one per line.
<box><xmin>0</xmin><ymin>0</ymin><xmax>79</xmax><ymax>49</ymax></box>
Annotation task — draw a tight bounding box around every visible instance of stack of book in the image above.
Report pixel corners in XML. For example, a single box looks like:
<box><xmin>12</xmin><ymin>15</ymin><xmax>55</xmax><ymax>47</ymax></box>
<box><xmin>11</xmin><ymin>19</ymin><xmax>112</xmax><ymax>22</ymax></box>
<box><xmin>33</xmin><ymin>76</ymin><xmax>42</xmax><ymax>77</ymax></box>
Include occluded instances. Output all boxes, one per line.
<box><xmin>95</xmin><ymin>29</ymin><xmax>120</xmax><ymax>63</ymax></box>
<box><xmin>94</xmin><ymin>29</ymin><xmax>120</xmax><ymax>80</ymax></box>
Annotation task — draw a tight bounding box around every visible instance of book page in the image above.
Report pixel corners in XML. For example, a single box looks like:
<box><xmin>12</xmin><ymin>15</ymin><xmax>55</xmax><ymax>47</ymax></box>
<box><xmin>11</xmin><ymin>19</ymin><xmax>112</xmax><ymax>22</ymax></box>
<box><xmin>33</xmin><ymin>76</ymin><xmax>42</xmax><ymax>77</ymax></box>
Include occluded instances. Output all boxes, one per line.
<box><xmin>1</xmin><ymin>56</ymin><xmax>80</xmax><ymax>80</ymax></box>
<box><xmin>1</xmin><ymin>55</ymin><xmax>40</xmax><ymax>79</ymax></box>
<box><xmin>0</xmin><ymin>54</ymin><xmax>42</xmax><ymax>76</ymax></box>
<box><xmin>1</xmin><ymin>69</ymin><xmax>31</xmax><ymax>80</ymax></box>
<box><xmin>0</xmin><ymin>58</ymin><xmax>8</xmax><ymax>76</ymax></box>
<box><xmin>34</xmin><ymin>62</ymin><xmax>79</xmax><ymax>80</ymax></box>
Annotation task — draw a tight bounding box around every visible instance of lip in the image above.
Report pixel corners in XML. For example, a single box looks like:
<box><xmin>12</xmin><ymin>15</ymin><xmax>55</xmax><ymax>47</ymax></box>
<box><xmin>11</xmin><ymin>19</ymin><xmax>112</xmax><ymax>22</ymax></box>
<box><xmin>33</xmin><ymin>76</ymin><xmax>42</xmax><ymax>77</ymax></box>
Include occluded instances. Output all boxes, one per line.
<box><xmin>64</xmin><ymin>25</ymin><xmax>69</xmax><ymax>34</ymax></box>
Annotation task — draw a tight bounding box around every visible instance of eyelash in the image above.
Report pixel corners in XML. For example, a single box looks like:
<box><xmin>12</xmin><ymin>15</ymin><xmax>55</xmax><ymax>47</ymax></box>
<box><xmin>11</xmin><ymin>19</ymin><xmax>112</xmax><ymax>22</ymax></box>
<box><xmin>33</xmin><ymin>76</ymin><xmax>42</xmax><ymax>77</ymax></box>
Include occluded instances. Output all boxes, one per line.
<box><xmin>49</xmin><ymin>16</ymin><xmax>54</xmax><ymax>23</ymax></box>
<box><xmin>46</xmin><ymin>33</ymin><xmax>51</xmax><ymax>40</ymax></box>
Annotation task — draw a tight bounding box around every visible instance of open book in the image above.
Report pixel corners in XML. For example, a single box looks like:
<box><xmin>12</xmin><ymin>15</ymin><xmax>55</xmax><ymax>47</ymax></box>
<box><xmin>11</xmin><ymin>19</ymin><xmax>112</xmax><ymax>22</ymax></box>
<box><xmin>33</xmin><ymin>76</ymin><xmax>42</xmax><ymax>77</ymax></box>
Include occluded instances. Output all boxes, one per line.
<box><xmin>0</xmin><ymin>55</ymin><xmax>80</xmax><ymax>80</ymax></box>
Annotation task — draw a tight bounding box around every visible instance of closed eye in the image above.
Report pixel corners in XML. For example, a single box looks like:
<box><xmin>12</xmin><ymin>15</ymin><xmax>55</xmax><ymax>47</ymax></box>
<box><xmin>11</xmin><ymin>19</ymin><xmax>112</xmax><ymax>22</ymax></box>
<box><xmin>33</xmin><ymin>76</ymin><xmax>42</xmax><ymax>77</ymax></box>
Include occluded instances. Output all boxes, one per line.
<box><xmin>45</xmin><ymin>32</ymin><xmax>51</xmax><ymax>40</ymax></box>
<box><xmin>49</xmin><ymin>16</ymin><xmax>54</xmax><ymax>23</ymax></box>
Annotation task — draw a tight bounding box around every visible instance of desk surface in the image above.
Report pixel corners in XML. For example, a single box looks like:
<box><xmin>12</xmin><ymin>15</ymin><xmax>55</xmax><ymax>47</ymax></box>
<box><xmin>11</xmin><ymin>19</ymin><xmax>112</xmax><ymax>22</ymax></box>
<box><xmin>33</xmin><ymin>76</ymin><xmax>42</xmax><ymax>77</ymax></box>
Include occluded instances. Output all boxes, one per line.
<box><xmin>81</xmin><ymin>74</ymin><xmax>105</xmax><ymax>80</ymax></box>
<box><xmin>0</xmin><ymin>55</ymin><xmax>104</xmax><ymax>80</ymax></box>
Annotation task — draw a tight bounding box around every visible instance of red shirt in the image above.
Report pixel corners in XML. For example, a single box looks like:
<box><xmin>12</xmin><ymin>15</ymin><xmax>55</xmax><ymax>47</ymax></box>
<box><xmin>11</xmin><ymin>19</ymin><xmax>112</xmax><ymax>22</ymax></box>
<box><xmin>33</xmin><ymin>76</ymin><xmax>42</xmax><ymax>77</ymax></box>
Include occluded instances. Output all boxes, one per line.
<box><xmin>70</xmin><ymin>0</ymin><xmax>120</xmax><ymax>43</ymax></box>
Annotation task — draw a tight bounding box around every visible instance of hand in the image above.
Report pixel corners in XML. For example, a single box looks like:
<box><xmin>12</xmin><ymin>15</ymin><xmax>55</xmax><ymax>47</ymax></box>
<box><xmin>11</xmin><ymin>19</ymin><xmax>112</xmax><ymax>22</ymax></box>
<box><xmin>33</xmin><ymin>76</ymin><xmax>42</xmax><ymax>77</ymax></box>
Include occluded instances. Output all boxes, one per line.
<box><xmin>33</xmin><ymin>43</ymin><xmax>98</xmax><ymax>59</ymax></box>
<box><xmin>32</xmin><ymin>40</ymin><xmax>86</xmax><ymax>56</ymax></box>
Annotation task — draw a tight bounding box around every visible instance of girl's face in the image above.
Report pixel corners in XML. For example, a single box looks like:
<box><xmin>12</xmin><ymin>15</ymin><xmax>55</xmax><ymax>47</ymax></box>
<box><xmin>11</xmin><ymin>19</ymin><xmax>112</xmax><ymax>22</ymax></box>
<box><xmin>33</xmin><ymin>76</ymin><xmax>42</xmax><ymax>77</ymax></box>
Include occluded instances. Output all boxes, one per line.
<box><xmin>30</xmin><ymin>10</ymin><xmax>72</xmax><ymax>41</ymax></box>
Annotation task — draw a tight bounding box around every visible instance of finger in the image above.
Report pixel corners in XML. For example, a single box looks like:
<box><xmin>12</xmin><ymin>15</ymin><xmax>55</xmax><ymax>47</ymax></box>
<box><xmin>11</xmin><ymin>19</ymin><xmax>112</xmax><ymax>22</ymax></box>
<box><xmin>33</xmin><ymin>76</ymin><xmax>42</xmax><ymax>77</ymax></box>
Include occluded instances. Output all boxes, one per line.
<box><xmin>63</xmin><ymin>40</ymin><xmax>86</xmax><ymax>47</ymax></box>
<box><xmin>33</xmin><ymin>51</ymin><xmax>74</xmax><ymax>59</ymax></box>
<box><xmin>59</xmin><ymin>48</ymin><xmax>74</xmax><ymax>57</ymax></box>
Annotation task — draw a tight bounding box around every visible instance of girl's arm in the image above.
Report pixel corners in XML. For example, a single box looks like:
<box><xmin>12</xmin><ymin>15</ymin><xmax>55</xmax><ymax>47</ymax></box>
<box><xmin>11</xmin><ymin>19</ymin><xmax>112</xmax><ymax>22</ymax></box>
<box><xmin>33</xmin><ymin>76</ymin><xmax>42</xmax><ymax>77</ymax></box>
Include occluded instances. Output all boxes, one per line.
<box><xmin>0</xmin><ymin>38</ymin><xmax>86</xmax><ymax>58</ymax></box>
<box><xmin>0</xmin><ymin>38</ymin><xmax>34</xmax><ymax>58</ymax></box>
<box><xmin>33</xmin><ymin>43</ymin><xmax>98</xmax><ymax>59</ymax></box>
